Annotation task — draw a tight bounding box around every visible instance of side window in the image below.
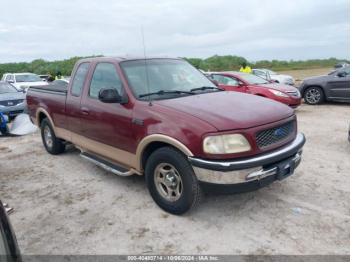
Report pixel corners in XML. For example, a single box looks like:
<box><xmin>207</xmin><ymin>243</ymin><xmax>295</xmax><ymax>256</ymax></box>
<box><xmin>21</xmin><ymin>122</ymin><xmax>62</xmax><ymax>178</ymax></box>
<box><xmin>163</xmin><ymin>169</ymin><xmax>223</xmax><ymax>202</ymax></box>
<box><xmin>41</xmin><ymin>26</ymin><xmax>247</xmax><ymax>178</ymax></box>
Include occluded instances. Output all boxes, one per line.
<box><xmin>211</xmin><ymin>74</ymin><xmax>223</xmax><ymax>83</ymax></box>
<box><xmin>344</xmin><ymin>67</ymin><xmax>350</xmax><ymax>76</ymax></box>
<box><xmin>89</xmin><ymin>63</ymin><xmax>123</xmax><ymax>99</ymax></box>
<box><xmin>212</xmin><ymin>75</ymin><xmax>238</xmax><ymax>86</ymax></box>
<box><xmin>224</xmin><ymin>77</ymin><xmax>239</xmax><ymax>86</ymax></box>
<box><xmin>6</xmin><ymin>75</ymin><xmax>14</xmax><ymax>82</ymax></box>
<box><xmin>71</xmin><ymin>63</ymin><xmax>90</xmax><ymax>97</ymax></box>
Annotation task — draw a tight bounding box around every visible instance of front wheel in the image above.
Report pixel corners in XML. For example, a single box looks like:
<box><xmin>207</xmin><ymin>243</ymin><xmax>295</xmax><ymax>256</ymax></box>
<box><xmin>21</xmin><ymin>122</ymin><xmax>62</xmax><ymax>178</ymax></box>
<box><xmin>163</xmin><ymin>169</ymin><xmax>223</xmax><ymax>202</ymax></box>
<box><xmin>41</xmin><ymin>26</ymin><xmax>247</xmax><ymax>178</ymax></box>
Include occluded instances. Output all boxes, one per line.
<box><xmin>40</xmin><ymin>118</ymin><xmax>65</xmax><ymax>155</ymax></box>
<box><xmin>145</xmin><ymin>147</ymin><xmax>202</xmax><ymax>215</ymax></box>
<box><xmin>303</xmin><ymin>86</ymin><xmax>324</xmax><ymax>105</ymax></box>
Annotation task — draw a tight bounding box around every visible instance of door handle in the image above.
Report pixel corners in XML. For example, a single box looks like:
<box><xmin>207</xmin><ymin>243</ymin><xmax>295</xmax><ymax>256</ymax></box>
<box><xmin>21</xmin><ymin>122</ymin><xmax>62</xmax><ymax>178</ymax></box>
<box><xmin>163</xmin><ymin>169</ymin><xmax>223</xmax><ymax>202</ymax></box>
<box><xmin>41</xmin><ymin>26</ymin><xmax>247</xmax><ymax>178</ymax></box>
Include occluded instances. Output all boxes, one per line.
<box><xmin>81</xmin><ymin>107</ymin><xmax>90</xmax><ymax>115</ymax></box>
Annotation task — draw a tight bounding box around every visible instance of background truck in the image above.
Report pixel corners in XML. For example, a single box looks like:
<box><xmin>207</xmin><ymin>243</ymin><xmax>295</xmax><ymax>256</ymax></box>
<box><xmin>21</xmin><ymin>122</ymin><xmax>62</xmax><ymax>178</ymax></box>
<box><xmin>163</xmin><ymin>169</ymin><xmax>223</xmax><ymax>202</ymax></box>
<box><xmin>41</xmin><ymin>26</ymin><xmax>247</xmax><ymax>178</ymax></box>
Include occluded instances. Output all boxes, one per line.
<box><xmin>26</xmin><ymin>57</ymin><xmax>305</xmax><ymax>214</ymax></box>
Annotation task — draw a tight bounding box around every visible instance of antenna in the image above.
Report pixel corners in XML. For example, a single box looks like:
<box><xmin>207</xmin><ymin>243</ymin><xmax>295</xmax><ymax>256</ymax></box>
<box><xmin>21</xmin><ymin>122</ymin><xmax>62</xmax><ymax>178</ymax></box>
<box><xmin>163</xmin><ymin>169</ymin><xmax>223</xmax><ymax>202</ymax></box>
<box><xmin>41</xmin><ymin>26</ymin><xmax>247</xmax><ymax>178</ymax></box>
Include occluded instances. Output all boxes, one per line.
<box><xmin>141</xmin><ymin>27</ymin><xmax>152</xmax><ymax>106</ymax></box>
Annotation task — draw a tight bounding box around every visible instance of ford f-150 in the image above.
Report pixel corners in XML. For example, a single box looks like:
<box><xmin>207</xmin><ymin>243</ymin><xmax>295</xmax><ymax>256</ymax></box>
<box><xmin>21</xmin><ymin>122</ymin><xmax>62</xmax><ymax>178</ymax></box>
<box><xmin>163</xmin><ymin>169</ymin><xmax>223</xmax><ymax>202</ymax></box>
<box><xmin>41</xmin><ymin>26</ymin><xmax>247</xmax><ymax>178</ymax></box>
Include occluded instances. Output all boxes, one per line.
<box><xmin>27</xmin><ymin>57</ymin><xmax>305</xmax><ymax>214</ymax></box>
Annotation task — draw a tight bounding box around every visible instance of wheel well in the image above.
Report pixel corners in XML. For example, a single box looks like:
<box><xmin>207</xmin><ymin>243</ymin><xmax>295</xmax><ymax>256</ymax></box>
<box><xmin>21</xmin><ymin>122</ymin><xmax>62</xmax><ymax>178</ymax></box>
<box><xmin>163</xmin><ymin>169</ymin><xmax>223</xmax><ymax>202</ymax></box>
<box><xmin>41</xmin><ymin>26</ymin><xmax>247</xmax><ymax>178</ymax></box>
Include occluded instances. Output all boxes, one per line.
<box><xmin>141</xmin><ymin>142</ymin><xmax>183</xmax><ymax>171</ymax></box>
<box><xmin>38</xmin><ymin>112</ymin><xmax>47</xmax><ymax>126</ymax></box>
<box><xmin>256</xmin><ymin>94</ymin><xmax>266</xmax><ymax>97</ymax></box>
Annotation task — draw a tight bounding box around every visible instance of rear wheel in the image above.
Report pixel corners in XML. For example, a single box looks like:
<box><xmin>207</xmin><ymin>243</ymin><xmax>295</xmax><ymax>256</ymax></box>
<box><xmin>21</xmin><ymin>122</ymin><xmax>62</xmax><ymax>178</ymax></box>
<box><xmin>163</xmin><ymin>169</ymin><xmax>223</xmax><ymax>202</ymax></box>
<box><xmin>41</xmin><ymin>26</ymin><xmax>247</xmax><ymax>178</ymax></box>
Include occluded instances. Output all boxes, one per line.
<box><xmin>303</xmin><ymin>86</ymin><xmax>324</xmax><ymax>105</ymax></box>
<box><xmin>40</xmin><ymin>118</ymin><xmax>65</xmax><ymax>155</ymax></box>
<box><xmin>145</xmin><ymin>147</ymin><xmax>202</xmax><ymax>215</ymax></box>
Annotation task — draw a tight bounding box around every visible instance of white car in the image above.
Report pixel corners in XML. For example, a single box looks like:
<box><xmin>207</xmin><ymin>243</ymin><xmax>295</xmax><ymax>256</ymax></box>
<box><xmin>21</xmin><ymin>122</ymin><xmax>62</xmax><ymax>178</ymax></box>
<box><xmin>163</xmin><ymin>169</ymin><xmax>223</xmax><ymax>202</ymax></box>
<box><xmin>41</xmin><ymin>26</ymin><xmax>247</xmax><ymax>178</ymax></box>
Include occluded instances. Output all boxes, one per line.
<box><xmin>1</xmin><ymin>73</ymin><xmax>46</xmax><ymax>91</ymax></box>
<box><xmin>252</xmin><ymin>68</ymin><xmax>295</xmax><ymax>86</ymax></box>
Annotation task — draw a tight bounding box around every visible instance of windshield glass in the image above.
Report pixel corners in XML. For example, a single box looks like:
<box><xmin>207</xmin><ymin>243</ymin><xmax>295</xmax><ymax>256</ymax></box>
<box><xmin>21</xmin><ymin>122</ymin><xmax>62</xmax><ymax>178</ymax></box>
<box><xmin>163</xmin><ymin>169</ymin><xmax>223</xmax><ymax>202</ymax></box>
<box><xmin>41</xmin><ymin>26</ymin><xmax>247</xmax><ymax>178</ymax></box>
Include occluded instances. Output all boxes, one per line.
<box><xmin>15</xmin><ymin>74</ymin><xmax>42</xmax><ymax>82</ymax></box>
<box><xmin>239</xmin><ymin>73</ymin><xmax>269</xmax><ymax>85</ymax></box>
<box><xmin>120</xmin><ymin>59</ymin><xmax>216</xmax><ymax>100</ymax></box>
<box><xmin>0</xmin><ymin>82</ymin><xmax>18</xmax><ymax>94</ymax></box>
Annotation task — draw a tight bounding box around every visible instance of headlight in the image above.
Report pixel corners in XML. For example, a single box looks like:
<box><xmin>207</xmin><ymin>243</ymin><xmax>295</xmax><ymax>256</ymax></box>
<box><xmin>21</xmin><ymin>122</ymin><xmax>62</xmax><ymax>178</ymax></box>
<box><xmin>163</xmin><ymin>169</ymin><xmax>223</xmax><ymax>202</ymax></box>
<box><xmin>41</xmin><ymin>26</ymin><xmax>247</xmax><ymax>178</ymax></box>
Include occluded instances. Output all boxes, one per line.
<box><xmin>269</xmin><ymin>89</ymin><xmax>289</xmax><ymax>98</ymax></box>
<box><xmin>203</xmin><ymin>134</ymin><xmax>251</xmax><ymax>154</ymax></box>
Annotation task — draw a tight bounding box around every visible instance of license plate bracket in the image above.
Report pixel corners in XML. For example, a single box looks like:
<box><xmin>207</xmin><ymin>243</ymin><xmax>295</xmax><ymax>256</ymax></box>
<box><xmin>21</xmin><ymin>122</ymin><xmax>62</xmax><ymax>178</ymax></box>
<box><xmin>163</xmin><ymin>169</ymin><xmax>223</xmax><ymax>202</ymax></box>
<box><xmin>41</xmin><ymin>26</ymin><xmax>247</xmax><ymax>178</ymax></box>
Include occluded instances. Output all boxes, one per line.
<box><xmin>276</xmin><ymin>158</ymin><xmax>296</xmax><ymax>180</ymax></box>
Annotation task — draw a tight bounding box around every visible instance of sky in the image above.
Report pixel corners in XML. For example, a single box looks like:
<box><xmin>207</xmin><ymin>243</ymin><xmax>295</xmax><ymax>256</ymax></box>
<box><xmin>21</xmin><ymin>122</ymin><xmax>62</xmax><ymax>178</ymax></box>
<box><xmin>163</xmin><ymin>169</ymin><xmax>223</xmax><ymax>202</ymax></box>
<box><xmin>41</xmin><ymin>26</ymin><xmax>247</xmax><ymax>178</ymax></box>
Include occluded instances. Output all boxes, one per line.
<box><xmin>1</xmin><ymin>0</ymin><xmax>350</xmax><ymax>63</ymax></box>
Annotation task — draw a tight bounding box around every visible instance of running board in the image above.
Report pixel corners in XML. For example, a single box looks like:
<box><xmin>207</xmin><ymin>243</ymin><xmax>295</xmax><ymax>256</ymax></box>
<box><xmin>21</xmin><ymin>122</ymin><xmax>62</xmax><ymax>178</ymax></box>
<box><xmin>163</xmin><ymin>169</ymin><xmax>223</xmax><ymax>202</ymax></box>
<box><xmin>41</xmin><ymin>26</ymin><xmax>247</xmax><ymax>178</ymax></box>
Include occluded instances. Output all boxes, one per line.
<box><xmin>80</xmin><ymin>152</ymin><xmax>134</xmax><ymax>177</ymax></box>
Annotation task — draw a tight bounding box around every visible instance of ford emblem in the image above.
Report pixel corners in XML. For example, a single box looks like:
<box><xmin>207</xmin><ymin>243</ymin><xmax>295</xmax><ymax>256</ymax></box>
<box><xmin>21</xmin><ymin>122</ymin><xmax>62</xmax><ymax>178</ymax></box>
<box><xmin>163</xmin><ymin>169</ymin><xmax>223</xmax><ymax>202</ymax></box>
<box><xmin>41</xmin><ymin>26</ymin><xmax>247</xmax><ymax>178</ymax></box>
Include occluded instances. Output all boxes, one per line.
<box><xmin>274</xmin><ymin>128</ymin><xmax>284</xmax><ymax>137</ymax></box>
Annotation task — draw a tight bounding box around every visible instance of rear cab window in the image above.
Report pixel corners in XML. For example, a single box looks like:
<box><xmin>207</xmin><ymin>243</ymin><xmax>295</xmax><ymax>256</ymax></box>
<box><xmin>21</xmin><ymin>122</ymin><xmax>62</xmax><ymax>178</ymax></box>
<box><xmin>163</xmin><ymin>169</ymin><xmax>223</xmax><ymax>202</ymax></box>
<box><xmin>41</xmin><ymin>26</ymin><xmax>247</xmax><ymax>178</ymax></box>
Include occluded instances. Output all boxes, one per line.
<box><xmin>71</xmin><ymin>62</ymin><xmax>90</xmax><ymax>96</ymax></box>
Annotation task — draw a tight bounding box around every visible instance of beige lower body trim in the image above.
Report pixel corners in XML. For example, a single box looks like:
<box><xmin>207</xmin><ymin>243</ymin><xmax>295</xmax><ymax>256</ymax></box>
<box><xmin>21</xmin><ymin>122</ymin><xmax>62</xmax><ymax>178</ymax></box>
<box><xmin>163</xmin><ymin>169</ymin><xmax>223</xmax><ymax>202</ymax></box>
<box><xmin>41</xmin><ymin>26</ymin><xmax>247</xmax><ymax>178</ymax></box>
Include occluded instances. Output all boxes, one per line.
<box><xmin>72</xmin><ymin>132</ymin><xmax>138</xmax><ymax>173</ymax></box>
<box><xmin>36</xmin><ymin>108</ymin><xmax>193</xmax><ymax>174</ymax></box>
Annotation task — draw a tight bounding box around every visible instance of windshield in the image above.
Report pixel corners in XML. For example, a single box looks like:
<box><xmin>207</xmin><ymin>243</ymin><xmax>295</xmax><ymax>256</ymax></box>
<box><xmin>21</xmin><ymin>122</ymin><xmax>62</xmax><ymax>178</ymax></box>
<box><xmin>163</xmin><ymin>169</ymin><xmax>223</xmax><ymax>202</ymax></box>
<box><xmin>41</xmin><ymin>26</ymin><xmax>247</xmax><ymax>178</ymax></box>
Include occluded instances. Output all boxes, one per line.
<box><xmin>239</xmin><ymin>73</ymin><xmax>269</xmax><ymax>85</ymax></box>
<box><xmin>15</xmin><ymin>74</ymin><xmax>42</xmax><ymax>82</ymax></box>
<box><xmin>120</xmin><ymin>59</ymin><xmax>216</xmax><ymax>100</ymax></box>
<box><xmin>0</xmin><ymin>82</ymin><xmax>18</xmax><ymax>94</ymax></box>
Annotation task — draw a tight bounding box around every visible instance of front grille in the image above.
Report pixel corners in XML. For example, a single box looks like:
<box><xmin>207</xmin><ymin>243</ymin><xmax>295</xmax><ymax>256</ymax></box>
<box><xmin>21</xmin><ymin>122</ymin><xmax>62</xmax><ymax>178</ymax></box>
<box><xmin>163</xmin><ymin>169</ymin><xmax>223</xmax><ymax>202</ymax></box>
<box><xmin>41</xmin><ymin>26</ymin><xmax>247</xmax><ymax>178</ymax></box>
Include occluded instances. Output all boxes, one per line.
<box><xmin>0</xmin><ymin>99</ymin><xmax>24</xmax><ymax>106</ymax></box>
<box><xmin>256</xmin><ymin>121</ymin><xmax>295</xmax><ymax>148</ymax></box>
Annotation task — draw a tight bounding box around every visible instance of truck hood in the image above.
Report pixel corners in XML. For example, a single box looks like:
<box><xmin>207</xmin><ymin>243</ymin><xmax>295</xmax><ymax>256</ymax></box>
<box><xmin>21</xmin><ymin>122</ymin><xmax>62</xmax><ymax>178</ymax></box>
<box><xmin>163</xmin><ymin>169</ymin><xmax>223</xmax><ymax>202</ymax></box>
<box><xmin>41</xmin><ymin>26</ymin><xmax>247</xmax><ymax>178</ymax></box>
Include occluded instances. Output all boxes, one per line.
<box><xmin>156</xmin><ymin>91</ymin><xmax>294</xmax><ymax>131</ymax></box>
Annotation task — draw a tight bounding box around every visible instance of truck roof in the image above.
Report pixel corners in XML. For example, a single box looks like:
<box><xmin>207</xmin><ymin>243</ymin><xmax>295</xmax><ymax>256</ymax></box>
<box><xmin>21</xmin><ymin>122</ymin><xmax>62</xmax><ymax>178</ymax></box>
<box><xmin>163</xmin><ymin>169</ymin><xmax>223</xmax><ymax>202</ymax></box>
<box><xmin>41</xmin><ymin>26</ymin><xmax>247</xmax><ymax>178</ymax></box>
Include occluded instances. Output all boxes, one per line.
<box><xmin>77</xmin><ymin>56</ymin><xmax>182</xmax><ymax>63</ymax></box>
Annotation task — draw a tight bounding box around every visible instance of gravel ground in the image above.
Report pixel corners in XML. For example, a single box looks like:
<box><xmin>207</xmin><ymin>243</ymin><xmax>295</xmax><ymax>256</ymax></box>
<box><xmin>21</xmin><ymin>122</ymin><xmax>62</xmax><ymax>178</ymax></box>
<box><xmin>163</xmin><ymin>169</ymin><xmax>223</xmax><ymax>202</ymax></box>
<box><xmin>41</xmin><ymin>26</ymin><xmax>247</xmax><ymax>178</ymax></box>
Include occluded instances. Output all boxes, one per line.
<box><xmin>0</xmin><ymin>103</ymin><xmax>350</xmax><ymax>255</ymax></box>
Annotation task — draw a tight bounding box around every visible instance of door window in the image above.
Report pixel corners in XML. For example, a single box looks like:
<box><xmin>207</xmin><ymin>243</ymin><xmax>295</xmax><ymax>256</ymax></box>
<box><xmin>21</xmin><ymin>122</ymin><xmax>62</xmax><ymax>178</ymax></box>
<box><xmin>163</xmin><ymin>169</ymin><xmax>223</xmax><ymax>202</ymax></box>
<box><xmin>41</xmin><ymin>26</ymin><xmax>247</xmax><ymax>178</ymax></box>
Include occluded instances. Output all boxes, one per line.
<box><xmin>89</xmin><ymin>63</ymin><xmax>123</xmax><ymax>99</ymax></box>
<box><xmin>344</xmin><ymin>67</ymin><xmax>350</xmax><ymax>76</ymax></box>
<box><xmin>212</xmin><ymin>75</ymin><xmax>239</xmax><ymax>86</ymax></box>
<box><xmin>71</xmin><ymin>63</ymin><xmax>90</xmax><ymax>96</ymax></box>
<box><xmin>6</xmin><ymin>75</ymin><xmax>14</xmax><ymax>82</ymax></box>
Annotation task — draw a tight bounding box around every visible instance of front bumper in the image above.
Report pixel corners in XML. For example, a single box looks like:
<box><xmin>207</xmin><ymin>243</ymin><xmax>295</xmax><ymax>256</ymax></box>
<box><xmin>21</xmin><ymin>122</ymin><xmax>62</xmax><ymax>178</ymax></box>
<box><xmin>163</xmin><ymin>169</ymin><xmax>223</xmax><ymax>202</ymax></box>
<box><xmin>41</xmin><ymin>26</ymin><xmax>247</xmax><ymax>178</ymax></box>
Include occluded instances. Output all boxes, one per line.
<box><xmin>189</xmin><ymin>133</ymin><xmax>305</xmax><ymax>186</ymax></box>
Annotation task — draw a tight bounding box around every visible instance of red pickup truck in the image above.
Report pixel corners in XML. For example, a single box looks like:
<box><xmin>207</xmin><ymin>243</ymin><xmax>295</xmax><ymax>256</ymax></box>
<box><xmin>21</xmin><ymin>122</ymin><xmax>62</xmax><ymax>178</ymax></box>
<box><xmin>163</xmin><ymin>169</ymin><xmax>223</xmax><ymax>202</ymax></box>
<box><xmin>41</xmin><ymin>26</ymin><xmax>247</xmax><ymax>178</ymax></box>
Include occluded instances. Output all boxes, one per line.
<box><xmin>27</xmin><ymin>57</ymin><xmax>305</xmax><ymax>214</ymax></box>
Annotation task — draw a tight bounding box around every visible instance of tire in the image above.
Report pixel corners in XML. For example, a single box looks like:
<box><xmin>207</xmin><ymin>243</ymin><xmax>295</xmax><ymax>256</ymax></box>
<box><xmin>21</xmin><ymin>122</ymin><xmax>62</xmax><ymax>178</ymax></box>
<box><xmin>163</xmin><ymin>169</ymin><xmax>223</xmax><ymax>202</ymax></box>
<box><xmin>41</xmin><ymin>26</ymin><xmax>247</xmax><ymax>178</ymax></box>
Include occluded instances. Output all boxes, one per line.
<box><xmin>40</xmin><ymin>118</ymin><xmax>65</xmax><ymax>155</ymax></box>
<box><xmin>303</xmin><ymin>86</ymin><xmax>324</xmax><ymax>105</ymax></box>
<box><xmin>145</xmin><ymin>147</ymin><xmax>202</xmax><ymax>215</ymax></box>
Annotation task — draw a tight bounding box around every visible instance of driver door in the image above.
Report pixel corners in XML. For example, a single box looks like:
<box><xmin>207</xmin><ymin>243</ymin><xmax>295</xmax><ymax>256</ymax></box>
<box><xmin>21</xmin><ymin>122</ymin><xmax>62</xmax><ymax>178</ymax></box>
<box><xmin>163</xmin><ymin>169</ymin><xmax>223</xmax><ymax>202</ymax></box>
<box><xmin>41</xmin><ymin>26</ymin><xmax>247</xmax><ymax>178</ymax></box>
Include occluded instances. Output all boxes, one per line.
<box><xmin>79</xmin><ymin>62</ymin><xmax>134</xmax><ymax>153</ymax></box>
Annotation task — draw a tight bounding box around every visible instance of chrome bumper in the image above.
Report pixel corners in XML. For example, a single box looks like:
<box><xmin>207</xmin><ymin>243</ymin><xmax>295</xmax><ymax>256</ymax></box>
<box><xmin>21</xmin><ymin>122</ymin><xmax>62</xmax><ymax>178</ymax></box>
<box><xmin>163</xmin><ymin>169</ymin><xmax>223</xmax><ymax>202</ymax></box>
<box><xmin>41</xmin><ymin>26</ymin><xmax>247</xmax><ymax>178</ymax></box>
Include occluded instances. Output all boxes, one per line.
<box><xmin>189</xmin><ymin>133</ymin><xmax>305</xmax><ymax>185</ymax></box>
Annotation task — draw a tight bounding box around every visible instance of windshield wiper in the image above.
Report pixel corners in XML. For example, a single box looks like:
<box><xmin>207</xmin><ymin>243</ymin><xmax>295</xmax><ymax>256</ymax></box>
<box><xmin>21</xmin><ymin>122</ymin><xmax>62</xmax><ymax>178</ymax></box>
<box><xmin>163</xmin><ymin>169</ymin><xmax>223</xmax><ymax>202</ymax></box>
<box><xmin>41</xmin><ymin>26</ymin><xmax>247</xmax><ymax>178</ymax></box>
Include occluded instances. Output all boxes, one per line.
<box><xmin>139</xmin><ymin>90</ymin><xmax>194</xmax><ymax>98</ymax></box>
<box><xmin>190</xmin><ymin>86</ymin><xmax>224</xmax><ymax>92</ymax></box>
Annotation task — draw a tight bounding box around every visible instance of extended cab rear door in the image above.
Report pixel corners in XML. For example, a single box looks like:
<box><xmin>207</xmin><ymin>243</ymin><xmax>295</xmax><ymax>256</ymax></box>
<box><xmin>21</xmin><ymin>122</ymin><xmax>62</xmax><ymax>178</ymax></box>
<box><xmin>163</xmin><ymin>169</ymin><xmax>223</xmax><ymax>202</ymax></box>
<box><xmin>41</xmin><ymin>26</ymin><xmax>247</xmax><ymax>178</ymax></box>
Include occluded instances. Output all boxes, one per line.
<box><xmin>66</xmin><ymin>62</ymin><xmax>91</xmax><ymax>138</ymax></box>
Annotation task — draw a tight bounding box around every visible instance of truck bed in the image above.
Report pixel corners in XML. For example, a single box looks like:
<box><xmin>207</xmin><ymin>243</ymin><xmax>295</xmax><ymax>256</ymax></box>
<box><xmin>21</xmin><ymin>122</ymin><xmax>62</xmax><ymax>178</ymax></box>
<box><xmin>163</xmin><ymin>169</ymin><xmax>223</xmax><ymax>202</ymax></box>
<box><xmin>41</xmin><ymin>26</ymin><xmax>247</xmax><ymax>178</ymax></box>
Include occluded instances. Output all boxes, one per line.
<box><xmin>28</xmin><ymin>84</ymin><xmax>68</xmax><ymax>94</ymax></box>
<box><xmin>26</xmin><ymin>84</ymin><xmax>68</xmax><ymax>129</ymax></box>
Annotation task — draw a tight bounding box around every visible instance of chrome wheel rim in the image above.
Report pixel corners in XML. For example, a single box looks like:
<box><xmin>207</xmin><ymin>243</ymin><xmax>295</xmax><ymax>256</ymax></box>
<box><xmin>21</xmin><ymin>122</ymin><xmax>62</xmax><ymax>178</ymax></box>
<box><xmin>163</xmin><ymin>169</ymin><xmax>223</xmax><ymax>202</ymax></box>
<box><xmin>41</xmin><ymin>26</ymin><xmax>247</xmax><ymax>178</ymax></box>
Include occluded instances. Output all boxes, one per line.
<box><xmin>44</xmin><ymin>126</ymin><xmax>53</xmax><ymax>149</ymax></box>
<box><xmin>154</xmin><ymin>163</ymin><xmax>183</xmax><ymax>202</ymax></box>
<box><xmin>305</xmin><ymin>88</ymin><xmax>321</xmax><ymax>104</ymax></box>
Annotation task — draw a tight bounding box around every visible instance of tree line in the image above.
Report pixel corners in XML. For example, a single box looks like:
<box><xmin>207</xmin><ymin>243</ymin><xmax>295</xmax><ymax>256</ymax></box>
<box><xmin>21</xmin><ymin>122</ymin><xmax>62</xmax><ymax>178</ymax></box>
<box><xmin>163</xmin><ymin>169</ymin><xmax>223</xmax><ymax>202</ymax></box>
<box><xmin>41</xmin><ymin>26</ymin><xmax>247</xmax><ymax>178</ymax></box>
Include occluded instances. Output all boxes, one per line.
<box><xmin>0</xmin><ymin>55</ymin><xmax>348</xmax><ymax>78</ymax></box>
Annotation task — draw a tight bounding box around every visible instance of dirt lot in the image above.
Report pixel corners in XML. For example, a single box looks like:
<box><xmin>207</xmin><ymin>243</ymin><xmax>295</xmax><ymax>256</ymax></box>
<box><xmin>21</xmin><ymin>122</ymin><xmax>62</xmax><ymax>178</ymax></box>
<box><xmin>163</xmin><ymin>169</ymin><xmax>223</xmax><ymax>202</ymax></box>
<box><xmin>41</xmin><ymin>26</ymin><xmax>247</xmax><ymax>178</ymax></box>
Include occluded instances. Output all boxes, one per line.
<box><xmin>0</xmin><ymin>102</ymin><xmax>349</xmax><ymax>255</ymax></box>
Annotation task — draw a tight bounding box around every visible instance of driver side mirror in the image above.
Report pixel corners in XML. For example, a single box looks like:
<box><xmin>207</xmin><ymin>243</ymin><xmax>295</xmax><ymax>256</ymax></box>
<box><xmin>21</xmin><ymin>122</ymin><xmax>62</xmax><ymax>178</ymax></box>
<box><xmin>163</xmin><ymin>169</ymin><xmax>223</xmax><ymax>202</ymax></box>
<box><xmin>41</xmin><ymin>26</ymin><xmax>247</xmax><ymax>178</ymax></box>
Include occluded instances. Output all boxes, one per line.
<box><xmin>7</xmin><ymin>80</ymin><xmax>14</xmax><ymax>84</ymax></box>
<box><xmin>98</xmin><ymin>88</ymin><xmax>125</xmax><ymax>103</ymax></box>
<box><xmin>337</xmin><ymin>71</ymin><xmax>347</xmax><ymax>77</ymax></box>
